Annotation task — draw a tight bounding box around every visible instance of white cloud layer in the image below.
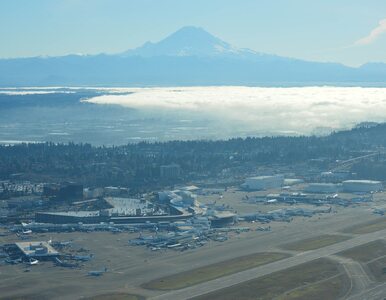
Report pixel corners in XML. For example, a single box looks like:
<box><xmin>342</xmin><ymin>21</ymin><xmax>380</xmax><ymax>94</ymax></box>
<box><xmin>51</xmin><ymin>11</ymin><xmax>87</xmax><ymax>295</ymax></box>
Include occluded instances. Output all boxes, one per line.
<box><xmin>355</xmin><ymin>19</ymin><xmax>386</xmax><ymax>45</ymax></box>
<box><xmin>84</xmin><ymin>86</ymin><xmax>386</xmax><ymax>136</ymax></box>
<box><xmin>0</xmin><ymin>90</ymin><xmax>74</xmax><ymax>95</ymax></box>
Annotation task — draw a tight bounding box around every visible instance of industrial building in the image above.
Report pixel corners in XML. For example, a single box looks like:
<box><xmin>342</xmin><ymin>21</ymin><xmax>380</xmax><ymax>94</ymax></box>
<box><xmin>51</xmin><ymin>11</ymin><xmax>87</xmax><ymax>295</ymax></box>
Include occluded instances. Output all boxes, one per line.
<box><xmin>15</xmin><ymin>241</ymin><xmax>59</xmax><ymax>258</ymax></box>
<box><xmin>35</xmin><ymin>210</ymin><xmax>192</xmax><ymax>224</ymax></box>
<box><xmin>283</xmin><ymin>178</ymin><xmax>304</xmax><ymax>186</ymax></box>
<box><xmin>104</xmin><ymin>186</ymin><xmax>129</xmax><ymax>197</ymax></box>
<box><xmin>242</xmin><ymin>175</ymin><xmax>284</xmax><ymax>190</ymax></box>
<box><xmin>35</xmin><ymin>196</ymin><xmax>192</xmax><ymax>224</ymax></box>
<box><xmin>305</xmin><ymin>183</ymin><xmax>342</xmax><ymax>193</ymax></box>
<box><xmin>320</xmin><ymin>171</ymin><xmax>352</xmax><ymax>183</ymax></box>
<box><xmin>208</xmin><ymin>211</ymin><xmax>237</xmax><ymax>227</ymax></box>
<box><xmin>83</xmin><ymin>187</ymin><xmax>104</xmax><ymax>199</ymax></box>
<box><xmin>342</xmin><ymin>180</ymin><xmax>383</xmax><ymax>193</ymax></box>
<box><xmin>35</xmin><ymin>211</ymin><xmax>102</xmax><ymax>224</ymax></box>
<box><xmin>104</xmin><ymin>197</ymin><xmax>163</xmax><ymax>217</ymax></box>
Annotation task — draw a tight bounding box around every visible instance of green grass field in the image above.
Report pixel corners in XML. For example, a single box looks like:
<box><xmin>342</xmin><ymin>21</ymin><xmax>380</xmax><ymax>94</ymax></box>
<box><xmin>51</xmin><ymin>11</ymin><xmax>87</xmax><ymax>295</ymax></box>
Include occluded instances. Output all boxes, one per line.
<box><xmin>84</xmin><ymin>293</ymin><xmax>145</xmax><ymax>300</ymax></box>
<box><xmin>368</xmin><ymin>256</ymin><xmax>386</xmax><ymax>282</ymax></box>
<box><xmin>281</xmin><ymin>234</ymin><xmax>351</xmax><ymax>251</ymax></box>
<box><xmin>143</xmin><ymin>252</ymin><xmax>290</xmax><ymax>290</ymax></box>
<box><xmin>342</xmin><ymin>217</ymin><xmax>386</xmax><ymax>234</ymax></box>
<box><xmin>275</xmin><ymin>274</ymin><xmax>349</xmax><ymax>300</ymax></box>
<box><xmin>192</xmin><ymin>258</ymin><xmax>349</xmax><ymax>300</ymax></box>
<box><xmin>338</xmin><ymin>240</ymin><xmax>386</xmax><ymax>262</ymax></box>
<box><xmin>339</xmin><ymin>240</ymin><xmax>386</xmax><ymax>282</ymax></box>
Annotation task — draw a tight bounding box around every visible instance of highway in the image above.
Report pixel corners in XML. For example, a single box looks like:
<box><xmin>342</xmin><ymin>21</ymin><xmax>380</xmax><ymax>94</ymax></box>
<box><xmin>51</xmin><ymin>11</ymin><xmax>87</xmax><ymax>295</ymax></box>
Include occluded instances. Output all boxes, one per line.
<box><xmin>150</xmin><ymin>228</ymin><xmax>386</xmax><ymax>300</ymax></box>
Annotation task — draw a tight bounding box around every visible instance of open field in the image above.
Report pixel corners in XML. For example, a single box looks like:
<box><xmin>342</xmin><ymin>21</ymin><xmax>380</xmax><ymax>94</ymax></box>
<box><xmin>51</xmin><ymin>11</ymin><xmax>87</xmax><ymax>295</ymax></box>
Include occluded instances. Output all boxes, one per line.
<box><xmin>280</xmin><ymin>234</ymin><xmax>351</xmax><ymax>251</ymax></box>
<box><xmin>342</xmin><ymin>217</ymin><xmax>386</xmax><ymax>234</ymax></box>
<box><xmin>191</xmin><ymin>258</ymin><xmax>348</xmax><ymax>300</ymax></box>
<box><xmin>338</xmin><ymin>240</ymin><xmax>386</xmax><ymax>263</ymax></box>
<box><xmin>143</xmin><ymin>252</ymin><xmax>290</xmax><ymax>290</ymax></box>
<box><xmin>275</xmin><ymin>274</ymin><xmax>349</xmax><ymax>300</ymax></box>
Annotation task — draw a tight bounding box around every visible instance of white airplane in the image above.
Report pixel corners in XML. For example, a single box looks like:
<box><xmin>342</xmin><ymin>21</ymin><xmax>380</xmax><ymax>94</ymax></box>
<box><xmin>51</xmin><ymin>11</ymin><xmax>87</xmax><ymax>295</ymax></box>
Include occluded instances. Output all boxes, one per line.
<box><xmin>266</xmin><ymin>199</ymin><xmax>278</xmax><ymax>204</ymax></box>
<box><xmin>27</xmin><ymin>258</ymin><xmax>39</xmax><ymax>265</ymax></box>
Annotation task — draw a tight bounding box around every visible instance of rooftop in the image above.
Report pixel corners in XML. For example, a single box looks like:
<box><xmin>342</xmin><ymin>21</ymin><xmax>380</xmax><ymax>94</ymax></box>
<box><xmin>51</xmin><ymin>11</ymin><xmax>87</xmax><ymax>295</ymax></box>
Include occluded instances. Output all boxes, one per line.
<box><xmin>343</xmin><ymin>180</ymin><xmax>382</xmax><ymax>184</ymax></box>
<box><xmin>247</xmin><ymin>175</ymin><xmax>282</xmax><ymax>180</ymax></box>
<box><xmin>15</xmin><ymin>241</ymin><xmax>59</xmax><ymax>257</ymax></box>
<box><xmin>39</xmin><ymin>211</ymin><xmax>100</xmax><ymax>217</ymax></box>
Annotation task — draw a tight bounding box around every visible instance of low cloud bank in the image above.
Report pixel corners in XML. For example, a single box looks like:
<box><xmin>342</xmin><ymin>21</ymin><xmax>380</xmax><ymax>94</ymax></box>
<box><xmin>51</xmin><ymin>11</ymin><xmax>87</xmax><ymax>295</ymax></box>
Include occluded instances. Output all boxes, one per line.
<box><xmin>84</xmin><ymin>86</ymin><xmax>386</xmax><ymax>136</ymax></box>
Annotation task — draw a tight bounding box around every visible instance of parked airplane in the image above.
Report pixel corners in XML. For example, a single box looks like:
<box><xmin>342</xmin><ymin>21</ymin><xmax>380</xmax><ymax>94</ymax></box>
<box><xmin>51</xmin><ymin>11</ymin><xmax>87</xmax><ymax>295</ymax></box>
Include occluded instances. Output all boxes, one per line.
<box><xmin>266</xmin><ymin>199</ymin><xmax>278</xmax><ymax>204</ymax></box>
<box><xmin>54</xmin><ymin>257</ymin><xmax>78</xmax><ymax>268</ymax></box>
<box><xmin>256</xmin><ymin>226</ymin><xmax>271</xmax><ymax>231</ymax></box>
<box><xmin>72</xmin><ymin>254</ymin><xmax>93</xmax><ymax>261</ymax></box>
<box><xmin>167</xmin><ymin>243</ymin><xmax>182</xmax><ymax>249</ymax></box>
<box><xmin>27</xmin><ymin>258</ymin><xmax>39</xmax><ymax>265</ymax></box>
<box><xmin>108</xmin><ymin>227</ymin><xmax>122</xmax><ymax>233</ymax></box>
<box><xmin>5</xmin><ymin>257</ymin><xmax>22</xmax><ymax>264</ymax></box>
<box><xmin>87</xmin><ymin>267</ymin><xmax>107</xmax><ymax>276</ymax></box>
<box><xmin>51</xmin><ymin>240</ymin><xmax>72</xmax><ymax>247</ymax></box>
<box><xmin>373</xmin><ymin>208</ymin><xmax>385</xmax><ymax>215</ymax></box>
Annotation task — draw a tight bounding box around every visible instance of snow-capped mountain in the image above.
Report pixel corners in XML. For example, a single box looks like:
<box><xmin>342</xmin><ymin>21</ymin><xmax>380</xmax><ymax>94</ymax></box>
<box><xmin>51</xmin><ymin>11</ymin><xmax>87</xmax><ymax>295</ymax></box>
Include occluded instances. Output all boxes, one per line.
<box><xmin>122</xmin><ymin>26</ymin><xmax>251</xmax><ymax>57</ymax></box>
<box><xmin>0</xmin><ymin>26</ymin><xmax>386</xmax><ymax>86</ymax></box>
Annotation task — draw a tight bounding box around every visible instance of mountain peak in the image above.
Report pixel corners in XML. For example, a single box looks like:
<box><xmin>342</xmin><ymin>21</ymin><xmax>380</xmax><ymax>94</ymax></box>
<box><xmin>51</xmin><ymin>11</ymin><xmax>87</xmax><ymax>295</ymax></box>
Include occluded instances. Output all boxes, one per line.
<box><xmin>171</xmin><ymin>26</ymin><xmax>210</xmax><ymax>35</ymax></box>
<box><xmin>166</xmin><ymin>26</ymin><xmax>218</xmax><ymax>42</ymax></box>
<box><xmin>122</xmin><ymin>26</ymin><xmax>242</xmax><ymax>57</ymax></box>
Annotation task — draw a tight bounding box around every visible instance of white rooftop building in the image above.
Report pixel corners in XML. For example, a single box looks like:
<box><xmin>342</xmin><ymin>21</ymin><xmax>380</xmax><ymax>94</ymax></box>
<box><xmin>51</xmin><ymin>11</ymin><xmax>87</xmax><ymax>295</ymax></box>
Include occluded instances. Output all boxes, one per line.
<box><xmin>342</xmin><ymin>180</ymin><xmax>383</xmax><ymax>193</ymax></box>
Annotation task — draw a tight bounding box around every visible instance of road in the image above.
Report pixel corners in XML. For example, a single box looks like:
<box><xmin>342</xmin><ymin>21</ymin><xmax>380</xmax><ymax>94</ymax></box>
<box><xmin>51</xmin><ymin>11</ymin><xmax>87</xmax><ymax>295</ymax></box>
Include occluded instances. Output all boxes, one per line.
<box><xmin>150</xmin><ymin>228</ymin><xmax>386</xmax><ymax>300</ymax></box>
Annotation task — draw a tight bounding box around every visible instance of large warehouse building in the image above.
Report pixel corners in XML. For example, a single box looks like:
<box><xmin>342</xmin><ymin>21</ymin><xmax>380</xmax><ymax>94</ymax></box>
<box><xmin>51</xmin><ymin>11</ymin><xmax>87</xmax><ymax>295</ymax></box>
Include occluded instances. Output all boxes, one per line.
<box><xmin>305</xmin><ymin>183</ymin><xmax>342</xmax><ymax>193</ymax></box>
<box><xmin>342</xmin><ymin>180</ymin><xmax>383</xmax><ymax>193</ymax></box>
<box><xmin>242</xmin><ymin>175</ymin><xmax>284</xmax><ymax>190</ymax></box>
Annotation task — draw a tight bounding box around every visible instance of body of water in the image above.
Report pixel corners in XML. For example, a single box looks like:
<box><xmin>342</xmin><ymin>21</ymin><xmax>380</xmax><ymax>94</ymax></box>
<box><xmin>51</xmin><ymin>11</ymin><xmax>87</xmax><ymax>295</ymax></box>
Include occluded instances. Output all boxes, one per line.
<box><xmin>1</xmin><ymin>86</ymin><xmax>386</xmax><ymax>145</ymax></box>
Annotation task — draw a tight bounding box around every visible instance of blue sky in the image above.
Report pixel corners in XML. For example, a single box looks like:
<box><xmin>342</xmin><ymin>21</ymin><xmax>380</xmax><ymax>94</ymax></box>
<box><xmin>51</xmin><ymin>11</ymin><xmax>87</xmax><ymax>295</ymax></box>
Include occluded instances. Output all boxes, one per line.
<box><xmin>0</xmin><ymin>0</ymin><xmax>385</xmax><ymax>66</ymax></box>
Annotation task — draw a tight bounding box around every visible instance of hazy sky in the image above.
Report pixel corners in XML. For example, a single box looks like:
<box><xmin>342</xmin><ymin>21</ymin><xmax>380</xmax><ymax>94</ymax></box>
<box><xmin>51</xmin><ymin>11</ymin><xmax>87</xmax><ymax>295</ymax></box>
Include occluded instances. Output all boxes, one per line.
<box><xmin>1</xmin><ymin>0</ymin><xmax>386</xmax><ymax>66</ymax></box>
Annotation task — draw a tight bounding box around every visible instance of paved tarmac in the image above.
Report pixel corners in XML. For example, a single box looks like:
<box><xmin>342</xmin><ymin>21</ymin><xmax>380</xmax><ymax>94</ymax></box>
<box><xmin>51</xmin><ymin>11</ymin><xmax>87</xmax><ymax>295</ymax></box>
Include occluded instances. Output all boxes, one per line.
<box><xmin>150</xmin><ymin>228</ymin><xmax>386</xmax><ymax>300</ymax></box>
<box><xmin>1</xmin><ymin>204</ymin><xmax>383</xmax><ymax>300</ymax></box>
<box><xmin>347</xmin><ymin>283</ymin><xmax>386</xmax><ymax>300</ymax></box>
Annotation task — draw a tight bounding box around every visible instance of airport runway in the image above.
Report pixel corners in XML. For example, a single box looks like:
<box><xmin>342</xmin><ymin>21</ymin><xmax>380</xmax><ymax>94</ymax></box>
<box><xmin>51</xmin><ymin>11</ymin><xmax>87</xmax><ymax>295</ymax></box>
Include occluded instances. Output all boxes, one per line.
<box><xmin>150</xmin><ymin>228</ymin><xmax>386</xmax><ymax>300</ymax></box>
<box><xmin>1</xmin><ymin>204</ymin><xmax>383</xmax><ymax>300</ymax></box>
<box><xmin>108</xmin><ymin>208</ymin><xmax>367</xmax><ymax>288</ymax></box>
